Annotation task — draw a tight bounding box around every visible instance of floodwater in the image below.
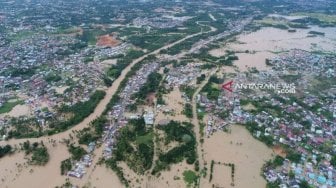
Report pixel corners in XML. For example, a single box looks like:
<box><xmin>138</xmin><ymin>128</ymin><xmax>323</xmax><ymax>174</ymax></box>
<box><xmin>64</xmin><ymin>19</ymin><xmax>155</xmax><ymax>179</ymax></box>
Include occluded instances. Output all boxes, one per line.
<box><xmin>118</xmin><ymin>160</ymin><xmax>193</xmax><ymax>188</ymax></box>
<box><xmin>155</xmin><ymin>87</ymin><xmax>189</xmax><ymax>123</ymax></box>
<box><xmin>53</xmin><ymin>86</ymin><xmax>68</xmax><ymax>94</ymax></box>
<box><xmin>210</xmin><ymin>26</ymin><xmax>336</xmax><ymax>71</ymax></box>
<box><xmin>0</xmin><ymin>30</ymin><xmax>206</xmax><ymax>188</ymax></box>
<box><xmin>1</xmin><ymin>104</ymin><xmax>31</xmax><ymax>118</ymax></box>
<box><xmin>0</xmin><ymin>142</ymin><xmax>70</xmax><ymax>188</ymax></box>
<box><xmin>201</xmin><ymin>125</ymin><xmax>274</xmax><ymax>188</ymax></box>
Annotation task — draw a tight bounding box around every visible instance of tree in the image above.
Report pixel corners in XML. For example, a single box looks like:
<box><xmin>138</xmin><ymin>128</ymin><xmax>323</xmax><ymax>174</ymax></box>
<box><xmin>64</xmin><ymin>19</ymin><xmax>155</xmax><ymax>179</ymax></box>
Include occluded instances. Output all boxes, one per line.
<box><xmin>0</xmin><ymin>145</ymin><xmax>12</xmax><ymax>158</ymax></box>
<box><xmin>289</xmin><ymin>170</ymin><xmax>295</xmax><ymax>179</ymax></box>
<box><xmin>61</xmin><ymin>158</ymin><xmax>72</xmax><ymax>175</ymax></box>
<box><xmin>330</xmin><ymin>155</ymin><xmax>336</xmax><ymax>167</ymax></box>
<box><xmin>31</xmin><ymin>147</ymin><xmax>49</xmax><ymax>165</ymax></box>
<box><xmin>182</xmin><ymin>134</ymin><xmax>192</xmax><ymax>143</ymax></box>
<box><xmin>287</xmin><ymin>150</ymin><xmax>301</xmax><ymax>163</ymax></box>
<box><xmin>299</xmin><ymin>180</ymin><xmax>313</xmax><ymax>188</ymax></box>
<box><xmin>183</xmin><ymin>170</ymin><xmax>198</xmax><ymax>186</ymax></box>
<box><xmin>68</xmin><ymin>144</ymin><xmax>87</xmax><ymax>161</ymax></box>
<box><xmin>273</xmin><ymin>155</ymin><xmax>284</xmax><ymax>167</ymax></box>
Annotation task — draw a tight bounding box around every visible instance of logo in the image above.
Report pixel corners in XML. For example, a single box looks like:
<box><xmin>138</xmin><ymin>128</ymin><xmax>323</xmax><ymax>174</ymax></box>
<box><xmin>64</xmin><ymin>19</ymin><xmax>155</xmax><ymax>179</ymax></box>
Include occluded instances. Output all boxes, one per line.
<box><xmin>221</xmin><ymin>81</ymin><xmax>296</xmax><ymax>94</ymax></box>
<box><xmin>222</xmin><ymin>80</ymin><xmax>233</xmax><ymax>92</ymax></box>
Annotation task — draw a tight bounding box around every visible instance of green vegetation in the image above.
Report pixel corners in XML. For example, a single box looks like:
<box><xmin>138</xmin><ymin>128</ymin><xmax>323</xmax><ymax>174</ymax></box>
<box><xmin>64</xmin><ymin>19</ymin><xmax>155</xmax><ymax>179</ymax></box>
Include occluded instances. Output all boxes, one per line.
<box><xmin>7</xmin><ymin>117</ymin><xmax>42</xmax><ymax>139</ymax></box>
<box><xmin>180</xmin><ymin>85</ymin><xmax>196</xmax><ymax>100</ymax></box>
<box><xmin>0</xmin><ymin>145</ymin><xmax>12</xmax><ymax>158</ymax></box>
<box><xmin>104</xmin><ymin>55</ymin><xmax>158</xmax><ymax>114</ymax></box>
<box><xmin>240</xmin><ymin>98</ymin><xmax>282</xmax><ymax>117</ymax></box>
<box><xmin>266</xmin><ymin>181</ymin><xmax>280</xmax><ymax>188</ymax></box>
<box><xmin>136</xmin><ymin>132</ymin><xmax>154</xmax><ymax>145</ymax></box>
<box><xmin>201</xmin><ymin>75</ymin><xmax>222</xmax><ymax>101</ymax></box>
<box><xmin>197</xmin><ymin>107</ymin><xmax>206</xmax><ymax>121</ymax></box>
<box><xmin>187</xmin><ymin>49</ymin><xmax>224</xmax><ymax>65</ymax></box>
<box><xmin>80</xmin><ymin>29</ymin><xmax>104</xmax><ymax>45</ymax></box>
<box><xmin>164</xmin><ymin>24</ymin><xmax>214</xmax><ymax>56</ymax></box>
<box><xmin>105</xmin><ymin>159</ymin><xmax>129</xmax><ymax>187</ymax></box>
<box><xmin>83</xmin><ymin>56</ymin><xmax>94</xmax><ymax>63</ymax></box>
<box><xmin>218</xmin><ymin>54</ymin><xmax>238</xmax><ymax>66</ymax></box>
<box><xmin>45</xmin><ymin>73</ymin><xmax>62</xmax><ymax>83</ymax></box>
<box><xmin>9</xmin><ymin>30</ymin><xmax>35</xmax><ymax>41</ymax></box>
<box><xmin>4</xmin><ymin>68</ymin><xmax>36</xmax><ymax>78</ymax></box>
<box><xmin>196</xmin><ymin>74</ymin><xmax>206</xmax><ymax>84</ymax></box>
<box><xmin>77</xmin><ymin>116</ymin><xmax>107</xmax><ymax>145</ymax></box>
<box><xmin>255</xmin><ymin>17</ymin><xmax>289</xmax><ymax>29</ymax></box>
<box><xmin>273</xmin><ymin>155</ymin><xmax>285</xmax><ymax>166</ymax></box>
<box><xmin>183</xmin><ymin>170</ymin><xmax>198</xmax><ymax>187</ymax></box>
<box><xmin>243</xmin><ymin>121</ymin><xmax>275</xmax><ymax>146</ymax></box>
<box><xmin>184</xmin><ymin>103</ymin><xmax>193</xmax><ymax>118</ymax></box>
<box><xmin>129</xmin><ymin>32</ymin><xmax>182</xmax><ymax>51</ymax></box>
<box><xmin>107</xmin><ymin>50</ymin><xmax>144</xmax><ymax>79</ymax></box>
<box><xmin>68</xmin><ymin>144</ymin><xmax>87</xmax><ymax>161</ymax></box>
<box><xmin>22</xmin><ymin>141</ymin><xmax>49</xmax><ymax>165</ymax></box>
<box><xmin>199</xmin><ymin>122</ymin><xmax>205</xmax><ymax>142</ymax></box>
<box><xmin>107</xmin><ymin>118</ymin><xmax>154</xmax><ymax>176</ymax></box>
<box><xmin>331</xmin><ymin>155</ymin><xmax>336</xmax><ymax>167</ymax></box>
<box><xmin>60</xmin><ymin>158</ymin><xmax>72</xmax><ymax>175</ymax></box>
<box><xmin>152</xmin><ymin>121</ymin><xmax>197</xmax><ymax>175</ymax></box>
<box><xmin>49</xmin><ymin>90</ymin><xmax>106</xmax><ymax>134</ymax></box>
<box><xmin>31</xmin><ymin>147</ymin><xmax>49</xmax><ymax>165</ymax></box>
<box><xmin>291</xmin><ymin>13</ymin><xmax>336</xmax><ymax>26</ymax></box>
<box><xmin>308</xmin><ymin>31</ymin><xmax>325</xmax><ymax>36</ymax></box>
<box><xmin>103</xmin><ymin>76</ymin><xmax>113</xmax><ymax>87</ymax></box>
<box><xmin>299</xmin><ymin>180</ymin><xmax>314</xmax><ymax>188</ymax></box>
<box><xmin>0</xmin><ymin>100</ymin><xmax>24</xmax><ymax>114</ymax></box>
<box><xmin>286</xmin><ymin>149</ymin><xmax>301</xmax><ymax>163</ymax></box>
<box><xmin>52</xmin><ymin>26</ymin><xmax>81</xmax><ymax>35</ymax></box>
<box><xmin>264</xmin><ymin>155</ymin><xmax>285</xmax><ymax>170</ymax></box>
<box><xmin>279</xmin><ymin>74</ymin><xmax>302</xmax><ymax>83</ymax></box>
<box><xmin>265</xmin><ymin>58</ymin><xmax>272</xmax><ymax>66</ymax></box>
<box><xmin>209</xmin><ymin>160</ymin><xmax>215</xmax><ymax>182</ymax></box>
<box><xmin>132</xmin><ymin>72</ymin><xmax>162</xmax><ymax>104</ymax></box>
<box><xmin>254</xmin><ymin>16</ymin><xmax>309</xmax><ymax>30</ymax></box>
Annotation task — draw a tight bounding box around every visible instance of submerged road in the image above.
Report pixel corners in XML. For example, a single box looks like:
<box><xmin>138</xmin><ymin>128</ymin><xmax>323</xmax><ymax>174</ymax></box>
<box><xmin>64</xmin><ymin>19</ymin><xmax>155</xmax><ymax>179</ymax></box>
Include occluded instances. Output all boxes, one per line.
<box><xmin>0</xmin><ymin>27</ymin><xmax>215</xmax><ymax>187</ymax></box>
<box><xmin>191</xmin><ymin>68</ymin><xmax>218</xmax><ymax>185</ymax></box>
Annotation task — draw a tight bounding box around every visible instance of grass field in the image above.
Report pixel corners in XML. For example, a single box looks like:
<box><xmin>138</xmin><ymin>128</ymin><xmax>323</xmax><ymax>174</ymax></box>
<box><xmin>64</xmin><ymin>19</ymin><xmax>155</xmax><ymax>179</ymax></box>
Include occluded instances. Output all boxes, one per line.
<box><xmin>0</xmin><ymin>100</ymin><xmax>24</xmax><ymax>114</ymax></box>
<box><xmin>135</xmin><ymin>131</ymin><xmax>154</xmax><ymax>145</ymax></box>
<box><xmin>183</xmin><ymin>170</ymin><xmax>198</xmax><ymax>186</ymax></box>
<box><xmin>9</xmin><ymin>30</ymin><xmax>35</xmax><ymax>41</ymax></box>
<box><xmin>291</xmin><ymin>13</ymin><xmax>336</xmax><ymax>24</ymax></box>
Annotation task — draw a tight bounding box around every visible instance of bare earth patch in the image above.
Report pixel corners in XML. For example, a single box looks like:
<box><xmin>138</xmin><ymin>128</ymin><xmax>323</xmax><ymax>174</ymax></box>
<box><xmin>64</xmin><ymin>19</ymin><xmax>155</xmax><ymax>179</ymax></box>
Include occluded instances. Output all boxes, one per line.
<box><xmin>96</xmin><ymin>33</ymin><xmax>121</xmax><ymax>47</ymax></box>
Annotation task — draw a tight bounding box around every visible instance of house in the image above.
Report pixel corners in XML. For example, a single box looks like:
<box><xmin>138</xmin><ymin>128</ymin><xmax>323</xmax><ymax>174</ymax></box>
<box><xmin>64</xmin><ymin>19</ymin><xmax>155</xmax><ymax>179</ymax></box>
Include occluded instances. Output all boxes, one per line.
<box><xmin>143</xmin><ymin>111</ymin><xmax>154</xmax><ymax>126</ymax></box>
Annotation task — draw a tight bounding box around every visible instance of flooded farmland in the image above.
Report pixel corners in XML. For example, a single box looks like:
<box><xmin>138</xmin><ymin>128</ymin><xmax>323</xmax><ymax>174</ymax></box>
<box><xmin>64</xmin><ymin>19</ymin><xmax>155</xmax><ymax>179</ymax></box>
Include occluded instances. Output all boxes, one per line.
<box><xmin>210</xmin><ymin>25</ymin><xmax>336</xmax><ymax>71</ymax></box>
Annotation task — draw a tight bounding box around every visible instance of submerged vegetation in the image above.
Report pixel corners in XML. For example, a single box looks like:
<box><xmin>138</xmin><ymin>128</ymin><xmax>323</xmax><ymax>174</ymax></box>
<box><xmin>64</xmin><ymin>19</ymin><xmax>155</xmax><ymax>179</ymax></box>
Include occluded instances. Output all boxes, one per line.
<box><xmin>21</xmin><ymin>141</ymin><xmax>49</xmax><ymax>165</ymax></box>
<box><xmin>0</xmin><ymin>100</ymin><xmax>25</xmax><ymax>114</ymax></box>
<box><xmin>152</xmin><ymin>121</ymin><xmax>197</xmax><ymax>175</ymax></box>
<box><xmin>7</xmin><ymin>90</ymin><xmax>106</xmax><ymax>139</ymax></box>
<box><xmin>105</xmin><ymin>118</ymin><xmax>154</xmax><ymax>184</ymax></box>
